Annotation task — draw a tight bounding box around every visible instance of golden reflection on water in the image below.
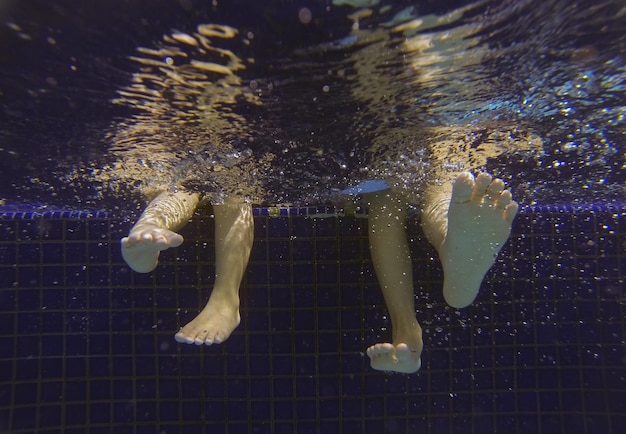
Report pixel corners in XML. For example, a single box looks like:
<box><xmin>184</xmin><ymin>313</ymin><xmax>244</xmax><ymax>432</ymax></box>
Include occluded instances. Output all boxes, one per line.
<box><xmin>94</xmin><ymin>3</ymin><xmax>546</xmax><ymax>207</ymax></box>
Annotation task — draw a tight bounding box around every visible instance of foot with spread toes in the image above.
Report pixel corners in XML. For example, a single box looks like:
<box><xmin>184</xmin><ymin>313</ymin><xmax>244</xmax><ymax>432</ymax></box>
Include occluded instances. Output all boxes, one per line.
<box><xmin>424</xmin><ymin>172</ymin><xmax>518</xmax><ymax>308</ymax></box>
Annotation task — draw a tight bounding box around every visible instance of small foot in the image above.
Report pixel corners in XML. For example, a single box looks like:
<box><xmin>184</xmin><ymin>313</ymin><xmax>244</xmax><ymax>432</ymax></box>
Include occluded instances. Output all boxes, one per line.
<box><xmin>367</xmin><ymin>342</ymin><xmax>422</xmax><ymax>374</ymax></box>
<box><xmin>439</xmin><ymin>172</ymin><xmax>518</xmax><ymax>308</ymax></box>
<box><xmin>174</xmin><ymin>297</ymin><xmax>240</xmax><ymax>346</ymax></box>
<box><xmin>121</xmin><ymin>225</ymin><xmax>184</xmax><ymax>273</ymax></box>
<box><xmin>367</xmin><ymin>320</ymin><xmax>423</xmax><ymax>374</ymax></box>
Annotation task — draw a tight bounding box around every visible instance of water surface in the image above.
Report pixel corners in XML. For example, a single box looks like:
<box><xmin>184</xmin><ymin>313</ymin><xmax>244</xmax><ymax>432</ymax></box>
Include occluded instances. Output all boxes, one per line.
<box><xmin>1</xmin><ymin>0</ymin><xmax>624</xmax><ymax>210</ymax></box>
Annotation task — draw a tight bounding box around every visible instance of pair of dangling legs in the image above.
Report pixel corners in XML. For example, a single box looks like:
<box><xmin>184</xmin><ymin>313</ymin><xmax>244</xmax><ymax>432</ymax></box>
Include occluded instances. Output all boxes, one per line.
<box><xmin>365</xmin><ymin>172</ymin><xmax>518</xmax><ymax>373</ymax></box>
<box><xmin>121</xmin><ymin>193</ymin><xmax>253</xmax><ymax>345</ymax></box>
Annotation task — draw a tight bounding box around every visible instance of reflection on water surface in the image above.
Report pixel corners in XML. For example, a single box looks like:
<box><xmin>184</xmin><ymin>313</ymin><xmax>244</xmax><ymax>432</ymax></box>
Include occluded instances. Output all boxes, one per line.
<box><xmin>0</xmin><ymin>0</ymin><xmax>624</xmax><ymax>209</ymax></box>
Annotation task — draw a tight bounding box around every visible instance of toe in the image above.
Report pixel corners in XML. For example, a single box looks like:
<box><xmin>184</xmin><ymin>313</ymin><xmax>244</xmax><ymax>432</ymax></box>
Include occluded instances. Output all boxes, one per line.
<box><xmin>380</xmin><ymin>343</ymin><xmax>395</xmax><ymax>354</ymax></box>
<box><xmin>472</xmin><ymin>172</ymin><xmax>492</xmax><ymax>200</ymax></box>
<box><xmin>174</xmin><ymin>332</ymin><xmax>197</xmax><ymax>345</ymax></box>
<box><xmin>451</xmin><ymin>172</ymin><xmax>475</xmax><ymax>203</ymax></box>
<box><xmin>140</xmin><ymin>232</ymin><xmax>154</xmax><ymax>242</ymax></box>
<box><xmin>367</xmin><ymin>342</ymin><xmax>391</xmax><ymax>358</ymax></box>
<box><xmin>168</xmin><ymin>233</ymin><xmax>184</xmax><ymax>248</ymax></box>
<box><xmin>366</xmin><ymin>344</ymin><xmax>382</xmax><ymax>357</ymax></box>
<box><xmin>126</xmin><ymin>233</ymin><xmax>142</xmax><ymax>243</ymax></box>
<box><xmin>486</xmin><ymin>179</ymin><xmax>505</xmax><ymax>202</ymax></box>
<box><xmin>504</xmin><ymin>201</ymin><xmax>519</xmax><ymax>224</ymax></box>
<box><xmin>395</xmin><ymin>343</ymin><xmax>412</xmax><ymax>362</ymax></box>
<box><xmin>496</xmin><ymin>190</ymin><xmax>512</xmax><ymax>209</ymax></box>
<box><xmin>195</xmin><ymin>328</ymin><xmax>212</xmax><ymax>344</ymax></box>
<box><xmin>153</xmin><ymin>233</ymin><xmax>169</xmax><ymax>247</ymax></box>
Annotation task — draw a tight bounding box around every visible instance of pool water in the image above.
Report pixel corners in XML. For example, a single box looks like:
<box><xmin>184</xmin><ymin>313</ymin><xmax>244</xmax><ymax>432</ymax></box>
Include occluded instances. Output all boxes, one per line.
<box><xmin>1</xmin><ymin>203</ymin><xmax>624</xmax><ymax>433</ymax></box>
<box><xmin>1</xmin><ymin>0</ymin><xmax>625</xmax><ymax>432</ymax></box>
<box><xmin>1</xmin><ymin>0</ymin><xmax>624</xmax><ymax>207</ymax></box>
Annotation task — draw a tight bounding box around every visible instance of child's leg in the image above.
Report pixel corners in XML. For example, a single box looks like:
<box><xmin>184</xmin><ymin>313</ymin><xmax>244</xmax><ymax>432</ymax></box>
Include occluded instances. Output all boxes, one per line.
<box><xmin>365</xmin><ymin>191</ymin><xmax>423</xmax><ymax>374</ymax></box>
<box><xmin>175</xmin><ymin>202</ymin><xmax>254</xmax><ymax>345</ymax></box>
<box><xmin>121</xmin><ymin>191</ymin><xmax>200</xmax><ymax>273</ymax></box>
<box><xmin>421</xmin><ymin>172</ymin><xmax>518</xmax><ymax>308</ymax></box>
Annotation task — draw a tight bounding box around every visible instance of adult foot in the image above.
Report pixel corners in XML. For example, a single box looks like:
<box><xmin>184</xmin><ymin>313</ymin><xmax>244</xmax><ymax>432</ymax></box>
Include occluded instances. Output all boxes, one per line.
<box><xmin>121</xmin><ymin>224</ymin><xmax>183</xmax><ymax>273</ymax></box>
<box><xmin>366</xmin><ymin>322</ymin><xmax>423</xmax><ymax>373</ymax></box>
<box><xmin>438</xmin><ymin>172</ymin><xmax>518</xmax><ymax>308</ymax></box>
<box><xmin>174</xmin><ymin>296</ymin><xmax>240</xmax><ymax>345</ymax></box>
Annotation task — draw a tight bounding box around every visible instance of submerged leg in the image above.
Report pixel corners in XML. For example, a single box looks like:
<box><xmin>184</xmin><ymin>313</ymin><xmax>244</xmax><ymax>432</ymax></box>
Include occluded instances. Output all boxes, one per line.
<box><xmin>175</xmin><ymin>202</ymin><xmax>254</xmax><ymax>345</ymax></box>
<box><xmin>421</xmin><ymin>172</ymin><xmax>518</xmax><ymax>308</ymax></box>
<box><xmin>121</xmin><ymin>191</ymin><xmax>200</xmax><ymax>273</ymax></box>
<box><xmin>365</xmin><ymin>191</ymin><xmax>423</xmax><ymax>374</ymax></box>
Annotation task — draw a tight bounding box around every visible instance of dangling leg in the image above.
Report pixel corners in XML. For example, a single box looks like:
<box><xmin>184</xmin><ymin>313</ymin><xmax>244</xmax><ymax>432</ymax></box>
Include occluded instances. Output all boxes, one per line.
<box><xmin>175</xmin><ymin>202</ymin><xmax>254</xmax><ymax>345</ymax></box>
<box><xmin>421</xmin><ymin>172</ymin><xmax>518</xmax><ymax>308</ymax></box>
<box><xmin>121</xmin><ymin>191</ymin><xmax>200</xmax><ymax>273</ymax></box>
<box><xmin>365</xmin><ymin>191</ymin><xmax>422</xmax><ymax>374</ymax></box>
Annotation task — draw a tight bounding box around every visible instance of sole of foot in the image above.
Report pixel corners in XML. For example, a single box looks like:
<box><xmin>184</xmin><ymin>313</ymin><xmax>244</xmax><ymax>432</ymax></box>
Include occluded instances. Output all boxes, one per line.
<box><xmin>439</xmin><ymin>172</ymin><xmax>518</xmax><ymax>308</ymax></box>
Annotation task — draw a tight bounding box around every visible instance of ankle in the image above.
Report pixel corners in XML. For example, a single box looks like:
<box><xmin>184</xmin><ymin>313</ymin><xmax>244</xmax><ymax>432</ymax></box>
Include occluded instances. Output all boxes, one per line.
<box><xmin>208</xmin><ymin>288</ymin><xmax>240</xmax><ymax>307</ymax></box>
<box><xmin>391</xmin><ymin>315</ymin><xmax>421</xmax><ymax>336</ymax></box>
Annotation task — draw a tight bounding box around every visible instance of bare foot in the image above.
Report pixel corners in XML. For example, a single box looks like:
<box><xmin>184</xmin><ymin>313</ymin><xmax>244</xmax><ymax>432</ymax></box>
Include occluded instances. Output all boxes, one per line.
<box><xmin>438</xmin><ymin>172</ymin><xmax>518</xmax><ymax>308</ymax></box>
<box><xmin>121</xmin><ymin>224</ymin><xmax>184</xmax><ymax>273</ymax></box>
<box><xmin>366</xmin><ymin>322</ymin><xmax>423</xmax><ymax>373</ymax></box>
<box><xmin>174</xmin><ymin>295</ymin><xmax>240</xmax><ymax>345</ymax></box>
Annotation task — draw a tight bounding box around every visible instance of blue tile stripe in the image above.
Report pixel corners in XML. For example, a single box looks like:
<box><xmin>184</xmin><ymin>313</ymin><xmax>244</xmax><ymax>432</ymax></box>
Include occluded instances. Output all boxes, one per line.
<box><xmin>2</xmin><ymin>202</ymin><xmax>625</xmax><ymax>220</ymax></box>
<box><xmin>0</xmin><ymin>209</ymin><xmax>111</xmax><ymax>220</ymax></box>
<box><xmin>520</xmin><ymin>201</ymin><xmax>626</xmax><ymax>213</ymax></box>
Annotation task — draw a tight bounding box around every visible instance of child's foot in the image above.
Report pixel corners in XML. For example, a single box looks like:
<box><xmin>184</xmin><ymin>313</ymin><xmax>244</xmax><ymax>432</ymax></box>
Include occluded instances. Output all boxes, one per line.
<box><xmin>438</xmin><ymin>172</ymin><xmax>518</xmax><ymax>308</ymax></box>
<box><xmin>174</xmin><ymin>296</ymin><xmax>240</xmax><ymax>345</ymax></box>
<box><xmin>121</xmin><ymin>225</ymin><xmax>184</xmax><ymax>273</ymax></box>
<box><xmin>366</xmin><ymin>323</ymin><xmax>423</xmax><ymax>373</ymax></box>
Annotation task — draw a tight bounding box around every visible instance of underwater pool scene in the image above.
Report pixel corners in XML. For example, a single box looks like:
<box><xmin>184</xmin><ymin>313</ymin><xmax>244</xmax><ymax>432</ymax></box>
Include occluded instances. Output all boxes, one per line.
<box><xmin>1</xmin><ymin>204</ymin><xmax>625</xmax><ymax>433</ymax></box>
<box><xmin>1</xmin><ymin>0</ymin><xmax>625</xmax><ymax>433</ymax></box>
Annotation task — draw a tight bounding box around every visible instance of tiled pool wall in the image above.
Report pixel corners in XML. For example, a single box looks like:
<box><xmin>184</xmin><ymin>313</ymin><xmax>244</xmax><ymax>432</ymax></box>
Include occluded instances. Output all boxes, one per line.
<box><xmin>0</xmin><ymin>204</ymin><xmax>625</xmax><ymax>434</ymax></box>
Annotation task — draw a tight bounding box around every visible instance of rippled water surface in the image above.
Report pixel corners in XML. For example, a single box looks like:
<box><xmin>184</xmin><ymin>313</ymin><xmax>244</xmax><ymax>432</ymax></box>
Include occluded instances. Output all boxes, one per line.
<box><xmin>1</xmin><ymin>0</ymin><xmax>624</xmax><ymax>209</ymax></box>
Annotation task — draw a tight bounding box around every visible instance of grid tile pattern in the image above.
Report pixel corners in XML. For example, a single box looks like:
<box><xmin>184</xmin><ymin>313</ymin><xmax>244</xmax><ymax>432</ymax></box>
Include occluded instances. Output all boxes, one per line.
<box><xmin>1</xmin><ymin>205</ymin><xmax>625</xmax><ymax>433</ymax></box>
